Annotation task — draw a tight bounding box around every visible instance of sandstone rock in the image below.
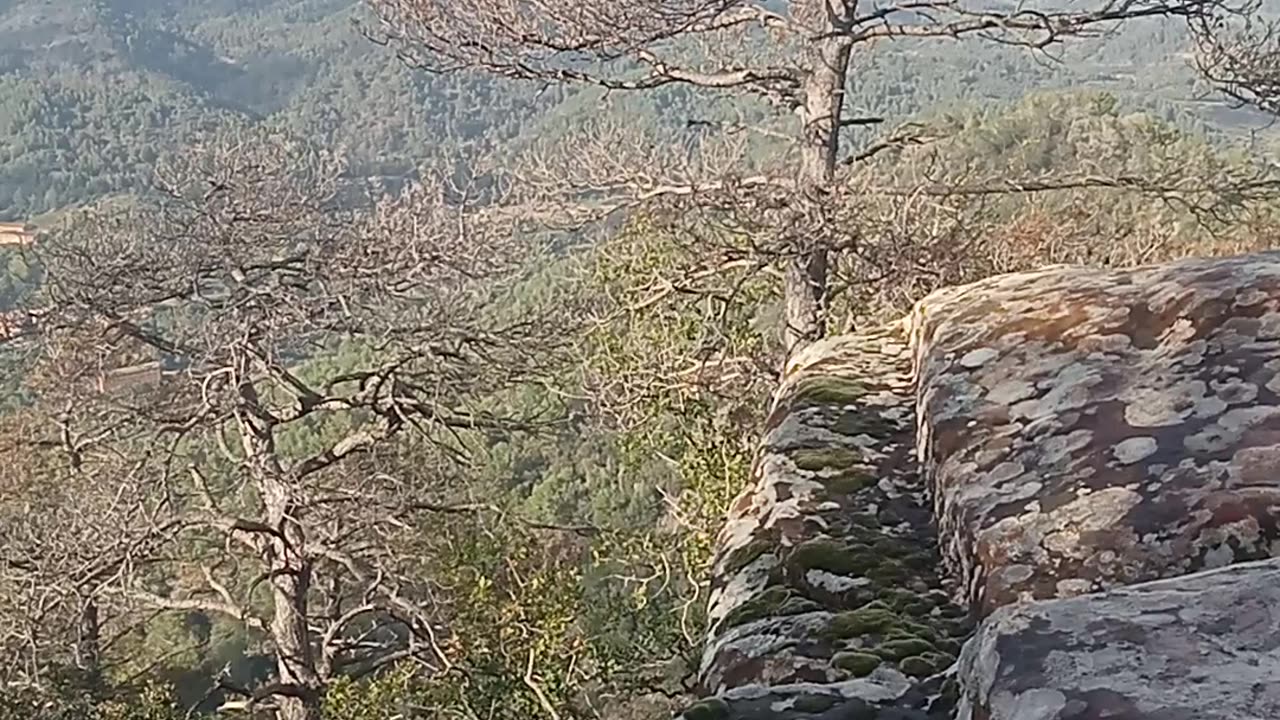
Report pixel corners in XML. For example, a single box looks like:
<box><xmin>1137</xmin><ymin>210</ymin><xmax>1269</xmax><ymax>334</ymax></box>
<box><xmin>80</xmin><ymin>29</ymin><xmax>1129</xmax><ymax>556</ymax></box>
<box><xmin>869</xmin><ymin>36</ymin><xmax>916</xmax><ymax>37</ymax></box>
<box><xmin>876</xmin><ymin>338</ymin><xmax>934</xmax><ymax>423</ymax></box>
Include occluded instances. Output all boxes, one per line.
<box><xmin>956</xmin><ymin>557</ymin><xmax>1280</xmax><ymax>720</ymax></box>
<box><xmin>679</xmin><ymin>253</ymin><xmax>1280</xmax><ymax>720</ymax></box>
<box><xmin>912</xmin><ymin>254</ymin><xmax>1280</xmax><ymax>615</ymax></box>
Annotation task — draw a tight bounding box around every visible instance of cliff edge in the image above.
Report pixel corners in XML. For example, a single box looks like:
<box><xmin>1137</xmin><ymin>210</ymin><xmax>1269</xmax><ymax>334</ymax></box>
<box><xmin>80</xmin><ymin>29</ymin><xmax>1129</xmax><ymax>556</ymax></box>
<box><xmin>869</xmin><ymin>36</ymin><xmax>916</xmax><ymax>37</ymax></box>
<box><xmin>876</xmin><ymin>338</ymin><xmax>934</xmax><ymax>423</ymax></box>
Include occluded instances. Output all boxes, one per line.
<box><xmin>678</xmin><ymin>252</ymin><xmax>1280</xmax><ymax>720</ymax></box>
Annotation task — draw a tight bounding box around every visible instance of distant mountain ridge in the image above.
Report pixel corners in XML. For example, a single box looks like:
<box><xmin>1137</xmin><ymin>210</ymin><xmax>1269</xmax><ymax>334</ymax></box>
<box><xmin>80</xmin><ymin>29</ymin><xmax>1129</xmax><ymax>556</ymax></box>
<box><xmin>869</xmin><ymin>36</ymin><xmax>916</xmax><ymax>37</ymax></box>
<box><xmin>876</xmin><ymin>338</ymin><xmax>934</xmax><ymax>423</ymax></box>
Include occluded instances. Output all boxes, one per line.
<box><xmin>0</xmin><ymin>0</ymin><xmax>1273</xmax><ymax>221</ymax></box>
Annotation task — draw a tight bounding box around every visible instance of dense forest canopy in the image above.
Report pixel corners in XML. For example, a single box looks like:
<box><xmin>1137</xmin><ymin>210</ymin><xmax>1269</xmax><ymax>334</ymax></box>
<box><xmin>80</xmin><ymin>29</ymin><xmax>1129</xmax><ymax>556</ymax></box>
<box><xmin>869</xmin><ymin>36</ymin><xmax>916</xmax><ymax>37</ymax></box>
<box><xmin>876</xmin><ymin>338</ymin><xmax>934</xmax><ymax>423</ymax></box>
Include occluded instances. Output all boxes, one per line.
<box><xmin>0</xmin><ymin>0</ymin><xmax>1276</xmax><ymax>223</ymax></box>
<box><xmin>1</xmin><ymin>0</ymin><xmax>1279</xmax><ymax>718</ymax></box>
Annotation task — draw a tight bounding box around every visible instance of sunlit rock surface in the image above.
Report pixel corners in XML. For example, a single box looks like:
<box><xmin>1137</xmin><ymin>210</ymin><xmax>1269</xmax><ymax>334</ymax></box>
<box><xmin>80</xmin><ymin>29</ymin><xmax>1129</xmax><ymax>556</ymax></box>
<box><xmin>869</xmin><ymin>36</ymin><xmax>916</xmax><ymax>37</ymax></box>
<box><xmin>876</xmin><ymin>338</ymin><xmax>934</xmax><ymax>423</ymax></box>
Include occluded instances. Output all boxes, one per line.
<box><xmin>955</xmin><ymin>558</ymin><xmax>1280</xmax><ymax>720</ymax></box>
<box><xmin>677</xmin><ymin>252</ymin><xmax>1280</xmax><ymax>720</ymax></box>
<box><xmin>913</xmin><ymin>255</ymin><xmax>1280</xmax><ymax>616</ymax></box>
<box><xmin>693</xmin><ymin>325</ymin><xmax>966</xmax><ymax>718</ymax></box>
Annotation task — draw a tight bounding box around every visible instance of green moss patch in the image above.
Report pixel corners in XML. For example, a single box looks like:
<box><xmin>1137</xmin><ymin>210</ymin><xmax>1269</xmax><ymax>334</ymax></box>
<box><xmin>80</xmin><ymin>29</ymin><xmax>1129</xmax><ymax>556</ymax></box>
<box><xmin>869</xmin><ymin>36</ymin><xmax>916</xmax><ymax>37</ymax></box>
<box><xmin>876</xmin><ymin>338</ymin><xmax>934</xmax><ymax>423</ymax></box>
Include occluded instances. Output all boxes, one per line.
<box><xmin>833</xmin><ymin>651</ymin><xmax>882</xmax><ymax>677</ymax></box>
<box><xmin>681</xmin><ymin>697</ymin><xmax>730</xmax><ymax>720</ymax></box>
<box><xmin>875</xmin><ymin>637</ymin><xmax>936</xmax><ymax>660</ymax></box>
<box><xmin>788</xmin><ymin>375</ymin><xmax>866</xmax><ymax>408</ymax></box>
<box><xmin>720</xmin><ymin>586</ymin><xmax>787</xmax><ymax>629</ymax></box>
<box><xmin>825</xmin><ymin>468</ymin><xmax>876</xmax><ymax>495</ymax></box>
<box><xmin>880</xmin><ymin>587</ymin><xmax>938</xmax><ymax>614</ymax></box>
<box><xmin>790</xmin><ymin>447</ymin><xmax>861</xmax><ymax>472</ymax></box>
<box><xmin>899</xmin><ymin>651</ymin><xmax>954</xmax><ymax>678</ymax></box>
<box><xmin>832</xmin><ymin>410</ymin><xmax>897</xmax><ymax>437</ymax></box>
<box><xmin>935</xmin><ymin>638</ymin><xmax>963</xmax><ymax>656</ymax></box>
<box><xmin>827</xmin><ymin>603</ymin><xmax>899</xmax><ymax>638</ymax></box>
<box><xmin>866</xmin><ymin>561</ymin><xmax>909</xmax><ymax>585</ymax></box>
<box><xmin>823</xmin><ymin>598</ymin><xmax>958</xmax><ymax>679</ymax></box>
<box><xmin>719</xmin><ymin>585</ymin><xmax>819</xmax><ymax>630</ymax></box>
<box><xmin>894</xmin><ymin>619</ymin><xmax>942</xmax><ymax>645</ymax></box>
<box><xmin>788</xmin><ymin>537</ymin><xmax>876</xmax><ymax>576</ymax></box>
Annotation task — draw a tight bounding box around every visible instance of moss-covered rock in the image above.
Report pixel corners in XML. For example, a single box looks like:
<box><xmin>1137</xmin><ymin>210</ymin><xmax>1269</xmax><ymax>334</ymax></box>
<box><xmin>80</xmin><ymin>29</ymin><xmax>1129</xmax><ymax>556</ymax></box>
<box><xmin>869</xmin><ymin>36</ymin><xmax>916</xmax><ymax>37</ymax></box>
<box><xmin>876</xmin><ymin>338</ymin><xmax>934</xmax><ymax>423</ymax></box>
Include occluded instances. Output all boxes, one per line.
<box><xmin>871</xmin><ymin>537</ymin><xmax>914</xmax><ymax>556</ymax></box>
<box><xmin>790</xmin><ymin>446</ymin><xmax>861</xmax><ymax>472</ymax></box>
<box><xmin>788</xmin><ymin>537</ymin><xmax>873</xmax><ymax>575</ymax></box>
<box><xmin>833</xmin><ymin>651</ymin><xmax>883</xmax><ymax>677</ymax></box>
<box><xmin>896</xmin><ymin>619</ymin><xmax>942</xmax><ymax>645</ymax></box>
<box><xmin>681</xmin><ymin>697</ymin><xmax>731</xmax><ymax>720</ymax></box>
<box><xmin>720</xmin><ymin>585</ymin><xmax>822</xmax><ymax>630</ymax></box>
<box><xmin>880</xmin><ymin>587</ymin><xmax>931</xmax><ymax>612</ymax></box>
<box><xmin>847</xmin><ymin>511</ymin><xmax>881</xmax><ymax>528</ymax></box>
<box><xmin>899</xmin><ymin>599</ymin><xmax>935</xmax><ymax>617</ymax></box>
<box><xmin>788</xmin><ymin>375</ymin><xmax>866</xmax><ymax>408</ymax></box>
<box><xmin>824</xmin><ymin>468</ymin><xmax>876</xmax><ymax>495</ymax></box>
<box><xmin>875</xmin><ymin>637</ymin><xmax>936</xmax><ymax>660</ymax></box>
<box><xmin>789</xmin><ymin>694</ymin><xmax>840</xmax><ymax>713</ymax></box>
<box><xmin>832</xmin><ymin>409</ymin><xmax>897</xmax><ymax>437</ymax></box>
<box><xmin>883</xmin><ymin>626</ymin><xmax>922</xmax><ymax>641</ymax></box>
<box><xmin>866</xmin><ymin>560</ymin><xmax>909</xmax><ymax>584</ymax></box>
<box><xmin>935</xmin><ymin>637</ymin><xmax>963</xmax><ymax>655</ymax></box>
<box><xmin>720</xmin><ymin>586</ymin><xmax>789</xmax><ymax>629</ymax></box>
<box><xmin>941</xmin><ymin>615</ymin><xmax>977</xmax><ymax>638</ymax></box>
<box><xmin>720</xmin><ymin>537</ymin><xmax>775</xmax><ymax>575</ymax></box>
<box><xmin>898</xmin><ymin>655</ymin><xmax>936</xmax><ymax>678</ymax></box>
<box><xmin>898</xmin><ymin>650</ymin><xmax>954</xmax><ymax>678</ymax></box>
<box><xmin>827</xmin><ymin>603</ymin><xmax>900</xmax><ymax>637</ymax></box>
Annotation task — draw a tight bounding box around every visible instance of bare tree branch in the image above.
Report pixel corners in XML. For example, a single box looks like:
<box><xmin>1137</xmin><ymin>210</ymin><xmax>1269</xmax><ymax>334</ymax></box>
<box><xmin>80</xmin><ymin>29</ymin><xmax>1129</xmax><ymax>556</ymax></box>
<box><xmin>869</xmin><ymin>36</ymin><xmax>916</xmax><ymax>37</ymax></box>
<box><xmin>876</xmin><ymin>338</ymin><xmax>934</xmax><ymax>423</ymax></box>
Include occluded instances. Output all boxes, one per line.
<box><xmin>1191</xmin><ymin>0</ymin><xmax>1280</xmax><ymax>115</ymax></box>
<box><xmin>367</xmin><ymin>0</ymin><xmax>1248</xmax><ymax>354</ymax></box>
<box><xmin>9</xmin><ymin>129</ymin><xmax>573</xmax><ymax>720</ymax></box>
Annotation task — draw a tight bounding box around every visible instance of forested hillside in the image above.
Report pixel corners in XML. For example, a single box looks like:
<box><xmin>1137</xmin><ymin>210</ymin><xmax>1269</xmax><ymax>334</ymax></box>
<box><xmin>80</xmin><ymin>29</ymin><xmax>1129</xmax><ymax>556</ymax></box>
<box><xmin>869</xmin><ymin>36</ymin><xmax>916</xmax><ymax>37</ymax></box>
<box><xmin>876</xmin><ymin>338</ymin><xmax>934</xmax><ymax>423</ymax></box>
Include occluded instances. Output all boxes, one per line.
<box><xmin>1</xmin><ymin>1</ymin><xmax>1278</xmax><ymax>719</ymax></box>
<box><xmin>0</xmin><ymin>0</ymin><xmax>1274</xmax><ymax>222</ymax></box>
<box><xmin>0</xmin><ymin>0</ymin><xmax>566</xmax><ymax>220</ymax></box>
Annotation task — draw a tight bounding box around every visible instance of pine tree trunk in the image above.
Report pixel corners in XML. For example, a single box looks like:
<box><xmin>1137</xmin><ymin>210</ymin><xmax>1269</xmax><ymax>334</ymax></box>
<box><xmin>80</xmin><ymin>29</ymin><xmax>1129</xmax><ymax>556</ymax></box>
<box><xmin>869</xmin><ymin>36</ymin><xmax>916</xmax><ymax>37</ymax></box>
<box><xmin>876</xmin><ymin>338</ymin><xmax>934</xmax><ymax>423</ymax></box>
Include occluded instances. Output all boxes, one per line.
<box><xmin>786</xmin><ymin>37</ymin><xmax>853</xmax><ymax>357</ymax></box>
<box><xmin>270</xmin><ymin>563</ymin><xmax>321</xmax><ymax>720</ymax></box>
<box><xmin>262</xmin><ymin>474</ymin><xmax>322</xmax><ymax>720</ymax></box>
<box><xmin>238</xmin><ymin>378</ymin><xmax>323</xmax><ymax>720</ymax></box>
<box><xmin>74</xmin><ymin>596</ymin><xmax>101</xmax><ymax>693</ymax></box>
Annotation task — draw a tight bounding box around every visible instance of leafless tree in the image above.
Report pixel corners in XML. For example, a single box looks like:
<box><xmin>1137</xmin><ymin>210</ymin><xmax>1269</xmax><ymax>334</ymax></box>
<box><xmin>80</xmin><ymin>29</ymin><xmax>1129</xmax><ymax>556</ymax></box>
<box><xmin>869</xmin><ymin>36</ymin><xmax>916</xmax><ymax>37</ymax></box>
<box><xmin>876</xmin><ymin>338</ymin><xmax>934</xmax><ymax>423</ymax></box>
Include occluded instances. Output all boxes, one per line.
<box><xmin>1192</xmin><ymin>0</ymin><xmax>1280</xmax><ymax>116</ymax></box>
<box><xmin>7</xmin><ymin>129</ymin><xmax>568</xmax><ymax>720</ymax></box>
<box><xmin>368</xmin><ymin>0</ymin><xmax>1248</xmax><ymax>356</ymax></box>
<box><xmin>0</xmin><ymin>410</ymin><xmax>129</xmax><ymax>691</ymax></box>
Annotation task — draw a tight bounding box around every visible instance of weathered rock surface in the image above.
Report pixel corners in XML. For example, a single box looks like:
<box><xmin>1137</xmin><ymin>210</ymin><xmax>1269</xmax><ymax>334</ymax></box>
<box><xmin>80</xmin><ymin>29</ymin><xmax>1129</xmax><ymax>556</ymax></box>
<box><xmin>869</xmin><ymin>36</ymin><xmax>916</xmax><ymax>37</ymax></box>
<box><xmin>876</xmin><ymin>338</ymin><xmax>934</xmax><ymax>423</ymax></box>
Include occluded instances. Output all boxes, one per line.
<box><xmin>913</xmin><ymin>254</ymin><xmax>1280</xmax><ymax>616</ymax></box>
<box><xmin>686</xmin><ymin>324</ymin><xmax>968</xmax><ymax>719</ymax></box>
<box><xmin>677</xmin><ymin>252</ymin><xmax>1280</xmax><ymax>720</ymax></box>
<box><xmin>955</xmin><ymin>557</ymin><xmax>1280</xmax><ymax>720</ymax></box>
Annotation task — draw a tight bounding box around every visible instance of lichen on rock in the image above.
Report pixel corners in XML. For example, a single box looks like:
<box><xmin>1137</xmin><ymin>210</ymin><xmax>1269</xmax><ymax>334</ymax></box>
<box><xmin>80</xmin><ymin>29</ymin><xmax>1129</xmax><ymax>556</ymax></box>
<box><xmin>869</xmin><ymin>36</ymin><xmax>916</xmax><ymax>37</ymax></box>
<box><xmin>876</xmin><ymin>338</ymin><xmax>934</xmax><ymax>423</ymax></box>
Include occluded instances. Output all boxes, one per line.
<box><xmin>684</xmin><ymin>324</ymin><xmax>965</xmax><ymax>719</ymax></box>
<box><xmin>955</xmin><ymin>557</ymin><xmax>1280</xmax><ymax>720</ymax></box>
<box><xmin>912</xmin><ymin>254</ymin><xmax>1280</xmax><ymax>615</ymax></box>
<box><xmin>679</xmin><ymin>252</ymin><xmax>1280</xmax><ymax>720</ymax></box>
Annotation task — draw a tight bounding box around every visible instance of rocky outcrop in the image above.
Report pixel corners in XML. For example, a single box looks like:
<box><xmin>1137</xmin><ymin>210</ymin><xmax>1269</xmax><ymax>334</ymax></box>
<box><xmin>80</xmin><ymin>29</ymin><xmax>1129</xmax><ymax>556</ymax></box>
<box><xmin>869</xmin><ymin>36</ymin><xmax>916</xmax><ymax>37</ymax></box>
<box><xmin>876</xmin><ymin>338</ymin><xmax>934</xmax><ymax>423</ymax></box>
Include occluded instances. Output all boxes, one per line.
<box><xmin>955</xmin><ymin>557</ymin><xmax>1280</xmax><ymax>720</ymax></box>
<box><xmin>914</xmin><ymin>255</ymin><xmax>1280</xmax><ymax>617</ymax></box>
<box><xmin>677</xmin><ymin>253</ymin><xmax>1280</xmax><ymax>720</ymax></box>
<box><xmin>691</xmin><ymin>325</ymin><xmax>968</xmax><ymax>719</ymax></box>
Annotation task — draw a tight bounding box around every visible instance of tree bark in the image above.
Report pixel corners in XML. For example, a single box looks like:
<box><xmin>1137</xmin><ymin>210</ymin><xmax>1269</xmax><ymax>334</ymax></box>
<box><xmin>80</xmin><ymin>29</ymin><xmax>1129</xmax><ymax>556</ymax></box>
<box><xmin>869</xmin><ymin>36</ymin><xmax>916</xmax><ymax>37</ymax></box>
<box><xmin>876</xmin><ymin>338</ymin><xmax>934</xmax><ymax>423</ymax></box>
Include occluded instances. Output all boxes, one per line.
<box><xmin>786</xmin><ymin>37</ymin><xmax>853</xmax><ymax>357</ymax></box>
<box><xmin>74</xmin><ymin>596</ymin><xmax>101</xmax><ymax>693</ymax></box>
<box><xmin>238</xmin><ymin>378</ymin><xmax>323</xmax><ymax>720</ymax></box>
<box><xmin>268</xmin><ymin>557</ymin><xmax>320</xmax><ymax>720</ymax></box>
